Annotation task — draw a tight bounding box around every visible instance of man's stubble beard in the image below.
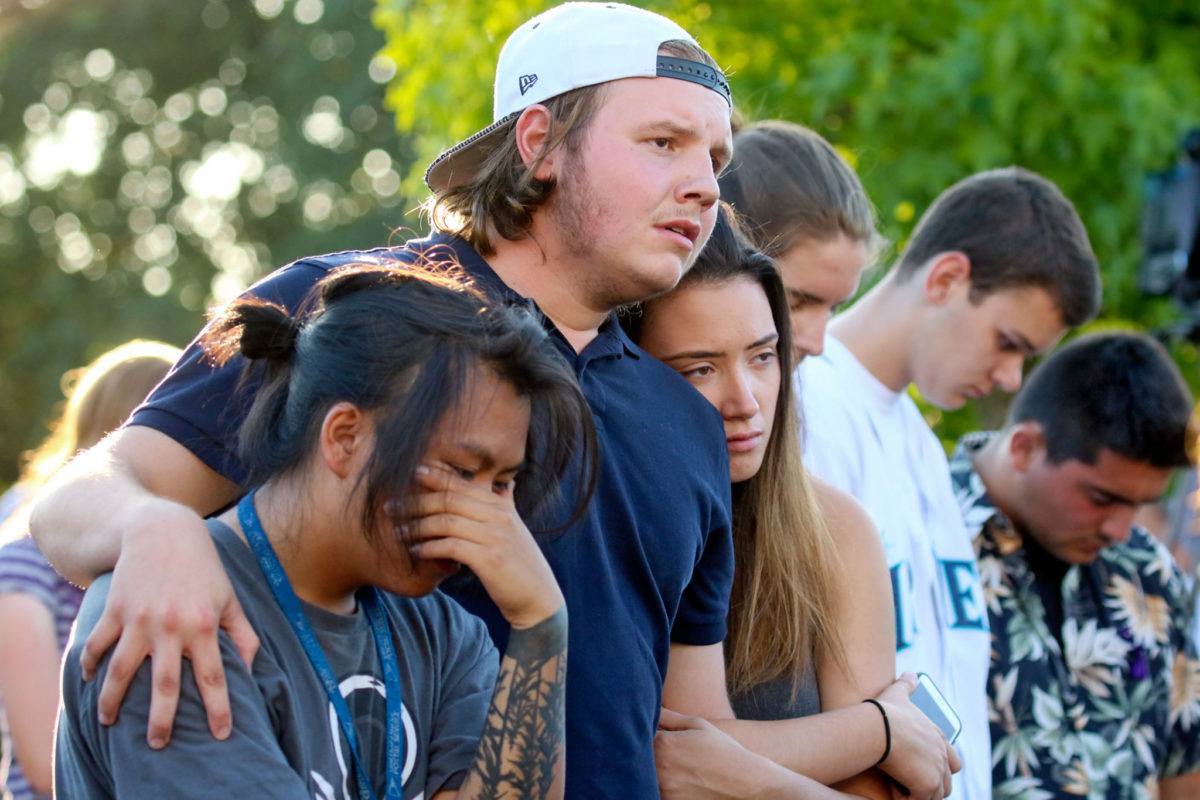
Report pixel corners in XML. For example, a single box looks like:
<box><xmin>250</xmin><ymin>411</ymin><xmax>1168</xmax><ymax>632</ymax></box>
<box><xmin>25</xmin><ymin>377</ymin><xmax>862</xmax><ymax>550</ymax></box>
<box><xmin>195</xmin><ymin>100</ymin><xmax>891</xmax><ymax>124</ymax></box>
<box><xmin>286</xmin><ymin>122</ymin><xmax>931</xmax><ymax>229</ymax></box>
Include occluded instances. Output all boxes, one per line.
<box><xmin>549</xmin><ymin>154</ymin><xmax>678</xmax><ymax>312</ymax></box>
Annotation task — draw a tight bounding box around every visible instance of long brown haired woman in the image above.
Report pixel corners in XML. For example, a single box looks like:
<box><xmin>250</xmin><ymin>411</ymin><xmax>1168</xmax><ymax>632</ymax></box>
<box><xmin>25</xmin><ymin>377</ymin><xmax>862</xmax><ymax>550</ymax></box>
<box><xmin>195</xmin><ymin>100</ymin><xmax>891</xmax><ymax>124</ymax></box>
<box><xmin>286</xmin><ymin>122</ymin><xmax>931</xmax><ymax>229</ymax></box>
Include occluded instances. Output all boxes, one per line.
<box><xmin>628</xmin><ymin>210</ymin><xmax>958</xmax><ymax>799</ymax></box>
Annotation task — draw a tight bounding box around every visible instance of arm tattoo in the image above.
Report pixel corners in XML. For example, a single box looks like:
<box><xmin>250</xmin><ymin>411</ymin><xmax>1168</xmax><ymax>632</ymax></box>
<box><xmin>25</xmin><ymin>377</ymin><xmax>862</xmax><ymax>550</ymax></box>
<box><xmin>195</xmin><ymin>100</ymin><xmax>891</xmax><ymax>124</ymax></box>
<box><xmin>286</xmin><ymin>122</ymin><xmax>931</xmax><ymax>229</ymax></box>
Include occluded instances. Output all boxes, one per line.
<box><xmin>460</xmin><ymin>605</ymin><xmax>568</xmax><ymax>800</ymax></box>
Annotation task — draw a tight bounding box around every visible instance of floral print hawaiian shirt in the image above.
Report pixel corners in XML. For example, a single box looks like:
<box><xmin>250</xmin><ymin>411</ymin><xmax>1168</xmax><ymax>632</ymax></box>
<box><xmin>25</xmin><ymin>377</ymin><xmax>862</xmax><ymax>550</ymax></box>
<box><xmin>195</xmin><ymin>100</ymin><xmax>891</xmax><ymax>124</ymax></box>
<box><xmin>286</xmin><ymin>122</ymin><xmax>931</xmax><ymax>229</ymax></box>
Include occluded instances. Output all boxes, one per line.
<box><xmin>950</xmin><ymin>433</ymin><xmax>1200</xmax><ymax>800</ymax></box>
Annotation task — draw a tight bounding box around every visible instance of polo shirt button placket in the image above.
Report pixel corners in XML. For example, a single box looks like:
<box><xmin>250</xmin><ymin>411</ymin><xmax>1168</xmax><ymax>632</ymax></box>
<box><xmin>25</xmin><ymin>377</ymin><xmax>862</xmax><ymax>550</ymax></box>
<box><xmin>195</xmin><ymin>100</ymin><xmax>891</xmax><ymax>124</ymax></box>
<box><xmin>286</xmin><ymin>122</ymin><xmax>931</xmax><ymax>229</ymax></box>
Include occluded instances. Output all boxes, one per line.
<box><xmin>574</xmin><ymin>360</ymin><xmax>606</xmax><ymax>426</ymax></box>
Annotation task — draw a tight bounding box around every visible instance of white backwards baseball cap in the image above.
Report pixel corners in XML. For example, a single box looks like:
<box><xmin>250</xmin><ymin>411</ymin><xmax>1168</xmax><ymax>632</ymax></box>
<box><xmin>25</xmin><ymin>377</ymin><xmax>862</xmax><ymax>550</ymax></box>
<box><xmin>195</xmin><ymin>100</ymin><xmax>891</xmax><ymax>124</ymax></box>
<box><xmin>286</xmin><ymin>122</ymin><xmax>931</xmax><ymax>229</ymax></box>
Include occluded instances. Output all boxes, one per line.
<box><xmin>423</xmin><ymin>1</ymin><xmax>731</xmax><ymax>192</ymax></box>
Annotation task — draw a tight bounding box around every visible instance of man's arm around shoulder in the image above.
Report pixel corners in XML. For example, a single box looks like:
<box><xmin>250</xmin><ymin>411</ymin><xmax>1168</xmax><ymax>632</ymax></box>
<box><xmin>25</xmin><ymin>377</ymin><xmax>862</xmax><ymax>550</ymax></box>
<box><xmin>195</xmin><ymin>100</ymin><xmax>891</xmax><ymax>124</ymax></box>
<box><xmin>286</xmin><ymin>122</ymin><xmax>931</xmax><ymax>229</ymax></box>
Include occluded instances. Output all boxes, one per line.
<box><xmin>58</xmin><ymin>574</ymin><xmax>303</xmax><ymax>799</ymax></box>
<box><xmin>30</xmin><ymin>425</ymin><xmax>258</xmax><ymax>746</ymax></box>
<box><xmin>31</xmin><ymin>426</ymin><xmax>236</xmax><ymax>583</ymax></box>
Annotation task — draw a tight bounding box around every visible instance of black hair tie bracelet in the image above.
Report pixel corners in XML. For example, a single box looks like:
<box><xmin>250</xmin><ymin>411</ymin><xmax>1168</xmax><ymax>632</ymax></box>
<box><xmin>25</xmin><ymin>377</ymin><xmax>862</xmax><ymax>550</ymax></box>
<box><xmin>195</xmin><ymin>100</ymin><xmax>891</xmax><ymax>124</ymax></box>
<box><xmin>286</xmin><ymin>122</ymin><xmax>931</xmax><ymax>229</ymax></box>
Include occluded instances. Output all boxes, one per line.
<box><xmin>863</xmin><ymin>698</ymin><xmax>892</xmax><ymax>766</ymax></box>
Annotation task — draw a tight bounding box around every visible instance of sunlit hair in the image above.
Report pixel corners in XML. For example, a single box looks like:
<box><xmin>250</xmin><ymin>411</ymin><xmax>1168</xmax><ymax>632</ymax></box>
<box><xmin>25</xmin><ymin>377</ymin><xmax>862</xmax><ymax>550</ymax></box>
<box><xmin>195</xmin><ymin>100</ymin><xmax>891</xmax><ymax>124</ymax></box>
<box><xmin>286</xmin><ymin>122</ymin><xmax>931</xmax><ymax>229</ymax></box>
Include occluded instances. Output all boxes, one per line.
<box><xmin>719</xmin><ymin>120</ymin><xmax>883</xmax><ymax>261</ymax></box>
<box><xmin>20</xmin><ymin>340</ymin><xmax>179</xmax><ymax>489</ymax></box>
<box><xmin>202</xmin><ymin>261</ymin><xmax>597</xmax><ymax>542</ymax></box>
<box><xmin>426</xmin><ymin>39</ymin><xmax>719</xmax><ymax>256</ymax></box>
<box><xmin>625</xmin><ymin>206</ymin><xmax>846</xmax><ymax>694</ymax></box>
<box><xmin>2</xmin><ymin>340</ymin><xmax>178</xmax><ymax>544</ymax></box>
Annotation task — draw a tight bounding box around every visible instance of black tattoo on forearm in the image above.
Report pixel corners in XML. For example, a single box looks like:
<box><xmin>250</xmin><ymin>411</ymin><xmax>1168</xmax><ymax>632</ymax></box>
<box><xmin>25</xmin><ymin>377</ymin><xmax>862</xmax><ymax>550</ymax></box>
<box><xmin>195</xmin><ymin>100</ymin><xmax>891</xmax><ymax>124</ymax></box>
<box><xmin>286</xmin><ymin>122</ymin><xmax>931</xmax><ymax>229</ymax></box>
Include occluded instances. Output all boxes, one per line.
<box><xmin>463</xmin><ymin>606</ymin><xmax>568</xmax><ymax>800</ymax></box>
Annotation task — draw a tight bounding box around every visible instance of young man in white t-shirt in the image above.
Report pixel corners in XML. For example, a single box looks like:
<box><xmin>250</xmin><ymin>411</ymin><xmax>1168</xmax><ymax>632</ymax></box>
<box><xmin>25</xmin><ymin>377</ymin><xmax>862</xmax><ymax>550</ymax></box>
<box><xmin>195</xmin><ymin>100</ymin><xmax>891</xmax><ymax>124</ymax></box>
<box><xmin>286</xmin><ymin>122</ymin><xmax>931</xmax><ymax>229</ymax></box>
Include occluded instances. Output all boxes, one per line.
<box><xmin>798</xmin><ymin>167</ymin><xmax>1102</xmax><ymax>800</ymax></box>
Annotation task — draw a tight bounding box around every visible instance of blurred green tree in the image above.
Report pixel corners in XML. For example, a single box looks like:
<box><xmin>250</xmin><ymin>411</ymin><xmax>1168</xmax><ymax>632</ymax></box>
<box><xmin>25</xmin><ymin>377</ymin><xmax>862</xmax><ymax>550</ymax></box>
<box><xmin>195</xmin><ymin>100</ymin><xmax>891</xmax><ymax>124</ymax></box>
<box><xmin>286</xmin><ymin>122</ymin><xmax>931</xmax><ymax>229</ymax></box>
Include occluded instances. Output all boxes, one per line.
<box><xmin>375</xmin><ymin>0</ymin><xmax>1200</xmax><ymax>444</ymax></box>
<box><xmin>2</xmin><ymin>0</ymin><xmax>1197</xmax><ymax>483</ymax></box>
<box><xmin>0</xmin><ymin>0</ymin><xmax>414</xmax><ymax>485</ymax></box>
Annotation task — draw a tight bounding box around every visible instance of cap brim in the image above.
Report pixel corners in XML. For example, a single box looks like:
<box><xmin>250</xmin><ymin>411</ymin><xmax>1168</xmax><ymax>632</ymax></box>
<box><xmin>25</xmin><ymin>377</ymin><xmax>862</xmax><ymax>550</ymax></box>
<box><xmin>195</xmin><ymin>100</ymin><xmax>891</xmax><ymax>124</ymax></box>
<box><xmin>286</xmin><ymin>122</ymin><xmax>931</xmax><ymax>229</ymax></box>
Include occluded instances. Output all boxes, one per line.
<box><xmin>424</xmin><ymin>112</ymin><xmax>519</xmax><ymax>193</ymax></box>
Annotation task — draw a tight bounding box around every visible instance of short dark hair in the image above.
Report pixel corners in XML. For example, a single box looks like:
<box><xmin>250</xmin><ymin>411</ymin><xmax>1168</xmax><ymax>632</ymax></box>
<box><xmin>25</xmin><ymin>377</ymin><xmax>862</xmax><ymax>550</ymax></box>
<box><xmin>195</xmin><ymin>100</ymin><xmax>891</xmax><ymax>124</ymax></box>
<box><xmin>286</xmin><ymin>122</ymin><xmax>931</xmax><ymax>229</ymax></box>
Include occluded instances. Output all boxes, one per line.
<box><xmin>897</xmin><ymin>167</ymin><xmax>1101</xmax><ymax>327</ymax></box>
<box><xmin>202</xmin><ymin>262</ymin><xmax>597</xmax><ymax>539</ymax></box>
<box><xmin>1008</xmin><ymin>331</ymin><xmax>1195</xmax><ymax>468</ymax></box>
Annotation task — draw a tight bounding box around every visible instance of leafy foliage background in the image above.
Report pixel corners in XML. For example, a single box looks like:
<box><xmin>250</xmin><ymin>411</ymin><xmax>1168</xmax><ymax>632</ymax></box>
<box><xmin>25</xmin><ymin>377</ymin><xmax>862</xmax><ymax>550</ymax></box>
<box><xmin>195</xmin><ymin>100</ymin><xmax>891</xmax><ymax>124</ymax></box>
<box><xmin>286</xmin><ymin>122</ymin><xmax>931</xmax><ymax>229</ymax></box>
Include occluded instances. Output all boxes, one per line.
<box><xmin>376</xmin><ymin>0</ymin><xmax>1200</xmax><ymax>441</ymax></box>
<box><xmin>0</xmin><ymin>0</ymin><xmax>410</xmax><ymax>485</ymax></box>
<box><xmin>1</xmin><ymin>0</ymin><xmax>1198</xmax><ymax>487</ymax></box>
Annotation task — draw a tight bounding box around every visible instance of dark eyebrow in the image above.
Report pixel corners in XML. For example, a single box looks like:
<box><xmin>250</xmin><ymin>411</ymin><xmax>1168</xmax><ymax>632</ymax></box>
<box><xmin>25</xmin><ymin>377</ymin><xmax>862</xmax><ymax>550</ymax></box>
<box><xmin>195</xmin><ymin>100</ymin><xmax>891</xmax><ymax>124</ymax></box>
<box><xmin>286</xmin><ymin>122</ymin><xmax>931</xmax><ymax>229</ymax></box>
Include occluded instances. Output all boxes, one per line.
<box><xmin>643</xmin><ymin>120</ymin><xmax>732</xmax><ymax>167</ymax></box>
<box><xmin>1090</xmin><ymin>487</ymin><xmax>1128</xmax><ymax>505</ymax></box>
<box><xmin>1086</xmin><ymin>483</ymin><xmax>1148</xmax><ymax>507</ymax></box>
<box><xmin>662</xmin><ymin>332</ymin><xmax>777</xmax><ymax>363</ymax></box>
<box><xmin>643</xmin><ymin>120</ymin><xmax>698</xmax><ymax>140</ymax></box>
<box><xmin>1004</xmin><ymin>330</ymin><xmax>1037</xmax><ymax>356</ymax></box>
<box><xmin>747</xmin><ymin>332</ymin><xmax>778</xmax><ymax>351</ymax></box>
<box><xmin>453</xmin><ymin>442</ymin><xmax>525</xmax><ymax>475</ymax></box>
<box><xmin>788</xmin><ymin>288</ymin><xmax>823</xmax><ymax>305</ymax></box>
<box><xmin>662</xmin><ymin>347</ymin><xmax>724</xmax><ymax>361</ymax></box>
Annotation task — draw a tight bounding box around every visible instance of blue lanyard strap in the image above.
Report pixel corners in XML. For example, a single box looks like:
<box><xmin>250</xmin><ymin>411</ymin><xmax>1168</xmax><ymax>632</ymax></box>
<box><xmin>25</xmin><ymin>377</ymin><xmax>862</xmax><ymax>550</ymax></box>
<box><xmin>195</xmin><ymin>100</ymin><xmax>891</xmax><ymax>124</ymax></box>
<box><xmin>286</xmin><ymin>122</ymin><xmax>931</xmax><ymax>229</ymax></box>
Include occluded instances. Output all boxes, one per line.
<box><xmin>238</xmin><ymin>492</ymin><xmax>406</xmax><ymax>800</ymax></box>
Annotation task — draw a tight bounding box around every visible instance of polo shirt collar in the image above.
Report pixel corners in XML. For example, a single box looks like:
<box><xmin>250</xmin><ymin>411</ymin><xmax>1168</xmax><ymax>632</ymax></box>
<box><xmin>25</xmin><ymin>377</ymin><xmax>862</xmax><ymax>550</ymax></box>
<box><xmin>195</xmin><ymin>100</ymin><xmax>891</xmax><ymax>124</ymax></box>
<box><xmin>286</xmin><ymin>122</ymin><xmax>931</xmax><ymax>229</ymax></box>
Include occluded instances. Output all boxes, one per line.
<box><xmin>594</xmin><ymin>315</ymin><xmax>641</xmax><ymax>360</ymax></box>
<box><xmin>413</xmin><ymin>231</ymin><xmax>640</xmax><ymax>360</ymax></box>
<box><xmin>414</xmin><ymin>231</ymin><xmax>526</xmax><ymax>307</ymax></box>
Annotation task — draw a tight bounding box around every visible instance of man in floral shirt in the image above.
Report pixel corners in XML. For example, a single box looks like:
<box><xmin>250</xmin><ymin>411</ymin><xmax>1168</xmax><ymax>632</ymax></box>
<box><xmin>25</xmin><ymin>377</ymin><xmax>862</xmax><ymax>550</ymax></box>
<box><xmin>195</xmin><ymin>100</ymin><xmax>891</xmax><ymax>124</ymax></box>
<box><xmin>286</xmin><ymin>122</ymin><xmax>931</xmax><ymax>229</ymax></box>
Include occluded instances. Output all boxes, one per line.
<box><xmin>950</xmin><ymin>331</ymin><xmax>1200</xmax><ymax>800</ymax></box>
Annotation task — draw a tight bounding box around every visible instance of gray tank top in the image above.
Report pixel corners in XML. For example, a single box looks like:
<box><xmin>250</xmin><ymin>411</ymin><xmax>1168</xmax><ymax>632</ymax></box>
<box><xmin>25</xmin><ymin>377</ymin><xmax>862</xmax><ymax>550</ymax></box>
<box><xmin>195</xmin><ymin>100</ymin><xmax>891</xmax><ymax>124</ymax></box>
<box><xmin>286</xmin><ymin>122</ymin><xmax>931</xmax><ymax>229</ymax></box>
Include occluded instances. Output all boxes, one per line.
<box><xmin>729</xmin><ymin>659</ymin><xmax>821</xmax><ymax>720</ymax></box>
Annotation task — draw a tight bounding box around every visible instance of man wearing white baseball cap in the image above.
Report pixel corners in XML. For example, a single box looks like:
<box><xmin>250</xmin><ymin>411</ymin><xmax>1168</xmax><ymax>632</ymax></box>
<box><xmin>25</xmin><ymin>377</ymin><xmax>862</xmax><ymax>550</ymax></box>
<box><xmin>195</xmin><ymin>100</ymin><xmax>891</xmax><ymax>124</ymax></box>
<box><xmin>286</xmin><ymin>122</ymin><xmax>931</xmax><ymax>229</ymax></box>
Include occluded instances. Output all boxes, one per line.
<box><xmin>34</xmin><ymin>3</ymin><xmax>741</xmax><ymax>798</ymax></box>
<box><xmin>424</xmin><ymin>2</ymin><xmax>732</xmax><ymax>193</ymax></box>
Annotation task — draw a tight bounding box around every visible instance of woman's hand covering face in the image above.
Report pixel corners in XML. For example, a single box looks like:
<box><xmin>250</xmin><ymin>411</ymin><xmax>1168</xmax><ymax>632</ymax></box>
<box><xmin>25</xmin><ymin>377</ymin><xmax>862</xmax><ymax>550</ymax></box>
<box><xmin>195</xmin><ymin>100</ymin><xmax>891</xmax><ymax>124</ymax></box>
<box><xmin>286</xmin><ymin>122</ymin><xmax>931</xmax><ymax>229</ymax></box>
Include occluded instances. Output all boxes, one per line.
<box><xmin>398</xmin><ymin>463</ymin><xmax>564</xmax><ymax>630</ymax></box>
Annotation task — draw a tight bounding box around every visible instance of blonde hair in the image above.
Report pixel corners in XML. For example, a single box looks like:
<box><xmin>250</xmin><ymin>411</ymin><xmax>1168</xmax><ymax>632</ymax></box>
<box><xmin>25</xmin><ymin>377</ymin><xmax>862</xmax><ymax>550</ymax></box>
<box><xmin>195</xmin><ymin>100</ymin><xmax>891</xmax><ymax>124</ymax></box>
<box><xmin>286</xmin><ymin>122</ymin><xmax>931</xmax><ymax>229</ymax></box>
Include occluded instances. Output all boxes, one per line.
<box><xmin>426</xmin><ymin>39</ymin><xmax>720</xmax><ymax>255</ymax></box>
<box><xmin>19</xmin><ymin>340</ymin><xmax>179</xmax><ymax>488</ymax></box>
<box><xmin>728</xmin><ymin>388</ymin><xmax>846</xmax><ymax>695</ymax></box>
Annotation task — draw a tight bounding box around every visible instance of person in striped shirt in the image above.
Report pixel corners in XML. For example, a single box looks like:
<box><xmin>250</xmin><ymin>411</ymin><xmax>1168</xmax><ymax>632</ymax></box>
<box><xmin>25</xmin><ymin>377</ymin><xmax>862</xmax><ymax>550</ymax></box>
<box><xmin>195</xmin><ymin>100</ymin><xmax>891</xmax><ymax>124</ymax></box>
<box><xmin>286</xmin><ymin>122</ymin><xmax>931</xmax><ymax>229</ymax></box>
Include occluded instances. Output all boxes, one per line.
<box><xmin>0</xmin><ymin>340</ymin><xmax>178</xmax><ymax>799</ymax></box>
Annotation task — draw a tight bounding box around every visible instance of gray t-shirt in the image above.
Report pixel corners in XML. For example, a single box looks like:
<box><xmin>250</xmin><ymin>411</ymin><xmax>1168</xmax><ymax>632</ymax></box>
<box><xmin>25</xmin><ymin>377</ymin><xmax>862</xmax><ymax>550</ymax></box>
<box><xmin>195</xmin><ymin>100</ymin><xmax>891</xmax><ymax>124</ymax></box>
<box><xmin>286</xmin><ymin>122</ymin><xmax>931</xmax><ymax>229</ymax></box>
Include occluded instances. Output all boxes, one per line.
<box><xmin>728</xmin><ymin>659</ymin><xmax>821</xmax><ymax>721</ymax></box>
<box><xmin>56</xmin><ymin>519</ymin><xmax>499</xmax><ymax>799</ymax></box>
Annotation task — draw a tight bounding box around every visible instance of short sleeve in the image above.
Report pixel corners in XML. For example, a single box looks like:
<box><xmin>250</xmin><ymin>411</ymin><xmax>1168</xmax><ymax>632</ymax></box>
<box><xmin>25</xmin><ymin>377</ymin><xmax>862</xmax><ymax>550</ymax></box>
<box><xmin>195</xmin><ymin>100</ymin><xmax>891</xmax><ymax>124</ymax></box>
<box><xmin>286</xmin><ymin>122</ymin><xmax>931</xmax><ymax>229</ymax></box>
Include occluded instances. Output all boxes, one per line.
<box><xmin>1159</xmin><ymin>554</ymin><xmax>1200</xmax><ymax>779</ymax></box>
<box><xmin>127</xmin><ymin>261</ymin><xmax>329</xmax><ymax>485</ymax></box>
<box><xmin>424</xmin><ymin>601</ymin><xmax>500</xmax><ymax>796</ymax></box>
<box><xmin>56</xmin><ymin>575</ymin><xmax>310</xmax><ymax>797</ymax></box>
<box><xmin>671</xmin><ymin>497</ymin><xmax>734</xmax><ymax>646</ymax></box>
<box><xmin>0</xmin><ymin>536</ymin><xmax>63</xmax><ymax>614</ymax></box>
<box><xmin>795</xmin><ymin>366</ymin><xmax>862</xmax><ymax>495</ymax></box>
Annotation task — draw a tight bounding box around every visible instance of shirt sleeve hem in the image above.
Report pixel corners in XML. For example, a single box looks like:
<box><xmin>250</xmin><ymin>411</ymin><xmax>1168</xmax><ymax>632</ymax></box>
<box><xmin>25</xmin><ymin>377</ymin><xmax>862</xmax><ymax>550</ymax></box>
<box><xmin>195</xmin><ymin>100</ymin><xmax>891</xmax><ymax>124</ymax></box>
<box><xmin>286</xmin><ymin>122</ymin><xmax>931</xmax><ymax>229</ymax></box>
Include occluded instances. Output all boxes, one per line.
<box><xmin>670</xmin><ymin>621</ymin><xmax>727</xmax><ymax>646</ymax></box>
<box><xmin>427</xmin><ymin>769</ymin><xmax>468</xmax><ymax>798</ymax></box>
<box><xmin>126</xmin><ymin>408</ymin><xmax>241</xmax><ymax>484</ymax></box>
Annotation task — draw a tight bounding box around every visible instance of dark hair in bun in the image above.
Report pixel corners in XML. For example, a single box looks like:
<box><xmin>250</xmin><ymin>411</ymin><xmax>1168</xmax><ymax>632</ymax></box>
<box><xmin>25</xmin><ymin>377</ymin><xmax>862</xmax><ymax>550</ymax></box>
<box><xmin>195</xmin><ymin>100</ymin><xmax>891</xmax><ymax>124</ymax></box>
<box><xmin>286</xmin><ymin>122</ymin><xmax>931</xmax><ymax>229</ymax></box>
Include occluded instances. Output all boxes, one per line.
<box><xmin>203</xmin><ymin>299</ymin><xmax>299</xmax><ymax>364</ymax></box>
<box><xmin>202</xmin><ymin>261</ymin><xmax>596</xmax><ymax>540</ymax></box>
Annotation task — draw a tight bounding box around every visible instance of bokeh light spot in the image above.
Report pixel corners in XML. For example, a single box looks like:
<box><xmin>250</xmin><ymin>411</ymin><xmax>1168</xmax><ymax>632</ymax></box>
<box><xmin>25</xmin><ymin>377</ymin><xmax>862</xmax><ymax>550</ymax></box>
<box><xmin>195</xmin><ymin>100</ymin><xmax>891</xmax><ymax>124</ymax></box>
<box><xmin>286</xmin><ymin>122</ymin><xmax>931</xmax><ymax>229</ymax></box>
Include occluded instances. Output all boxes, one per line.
<box><xmin>202</xmin><ymin>1</ymin><xmax>231</xmax><ymax>29</ymax></box>
<box><xmin>84</xmin><ymin>49</ymin><xmax>116</xmax><ymax>82</ymax></box>
<box><xmin>121</xmin><ymin>132</ymin><xmax>154</xmax><ymax>167</ymax></box>
<box><xmin>219</xmin><ymin>58</ymin><xmax>246</xmax><ymax>87</ymax></box>
<box><xmin>253</xmin><ymin>0</ymin><xmax>284</xmax><ymax>19</ymax></box>
<box><xmin>164</xmin><ymin>93</ymin><xmax>195</xmax><ymax>122</ymax></box>
<box><xmin>368</xmin><ymin>55</ymin><xmax>396</xmax><ymax>84</ymax></box>
<box><xmin>24</xmin><ymin>108</ymin><xmax>107</xmax><ymax>189</ymax></box>
<box><xmin>294</xmin><ymin>0</ymin><xmax>323</xmax><ymax>25</ymax></box>
<box><xmin>143</xmin><ymin>265</ymin><xmax>173</xmax><ymax>296</ymax></box>
<box><xmin>362</xmin><ymin>149</ymin><xmax>391</xmax><ymax>178</ymax></box>
<box><xmin>197</xmin><ymin>86</ymin><xmax>228</xmax><ymax>117</ymax></box>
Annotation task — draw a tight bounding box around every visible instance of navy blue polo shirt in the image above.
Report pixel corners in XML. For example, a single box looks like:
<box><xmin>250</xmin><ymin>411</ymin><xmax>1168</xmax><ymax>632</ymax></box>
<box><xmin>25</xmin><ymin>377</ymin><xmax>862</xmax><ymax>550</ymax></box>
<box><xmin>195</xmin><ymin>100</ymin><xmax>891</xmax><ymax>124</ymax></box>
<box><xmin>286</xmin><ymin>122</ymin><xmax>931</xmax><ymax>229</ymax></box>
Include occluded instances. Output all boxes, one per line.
<box><xmin>131</xmin><ymin>233</ymin><xmax>734</xmax><ymax>799</ymax></box>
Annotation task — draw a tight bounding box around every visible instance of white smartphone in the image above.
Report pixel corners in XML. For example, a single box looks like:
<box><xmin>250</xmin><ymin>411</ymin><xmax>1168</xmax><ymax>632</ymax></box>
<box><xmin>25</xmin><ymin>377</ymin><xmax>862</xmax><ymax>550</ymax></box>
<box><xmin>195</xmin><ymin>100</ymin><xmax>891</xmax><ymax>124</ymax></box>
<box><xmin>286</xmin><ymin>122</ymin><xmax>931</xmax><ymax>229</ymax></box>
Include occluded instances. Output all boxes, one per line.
<box><xmin>912</xmin><ymin>672</ymin><xmax>962</xmax><ymax>745</ymax></box>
